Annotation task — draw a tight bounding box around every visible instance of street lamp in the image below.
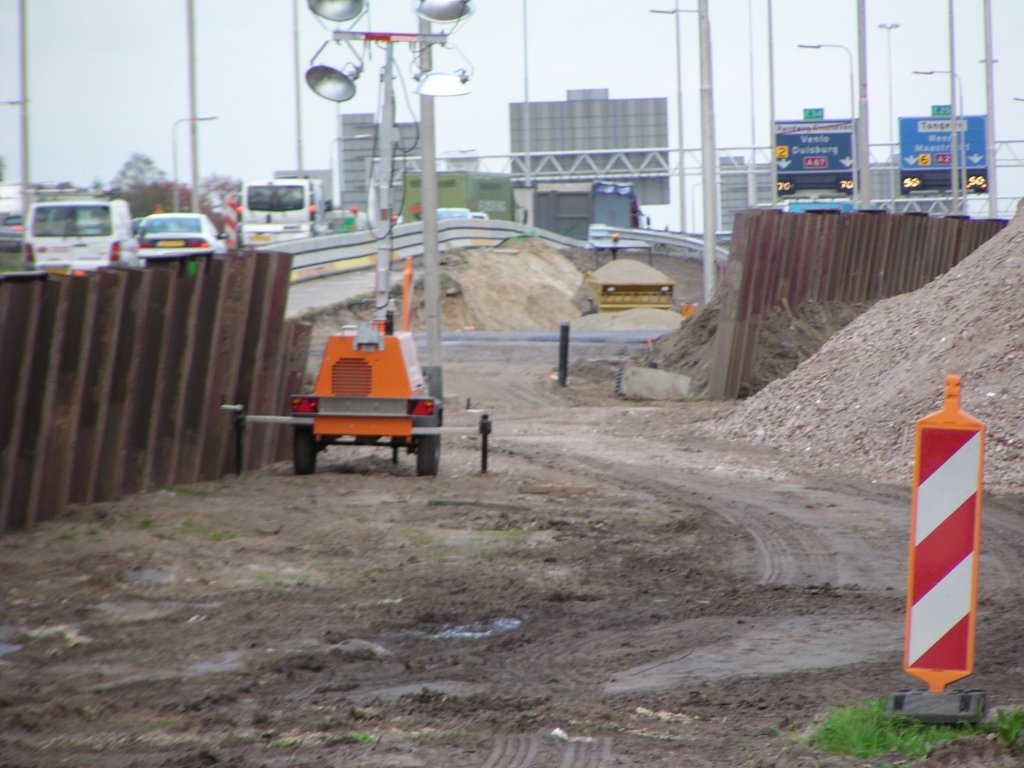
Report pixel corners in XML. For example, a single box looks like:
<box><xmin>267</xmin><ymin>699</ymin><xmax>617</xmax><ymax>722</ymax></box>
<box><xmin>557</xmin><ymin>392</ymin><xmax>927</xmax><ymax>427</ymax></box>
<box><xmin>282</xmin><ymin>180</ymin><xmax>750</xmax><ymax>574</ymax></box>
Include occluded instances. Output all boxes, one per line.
<box><xmin>650</xmin><ymin>2</ymin><xmax>696</xmax><ymax>234</ymax></box>
<box><xmin>522</xmin><ymin>0</ymin><xmax>531</xmax><ymax>191</ymax></box>
<box><xmin>982</xmin><ymin>0</ymin><xmax>997</xmax><ymax>217</ymax></box>
<box><xmin>798</xmin><ymin>44</ymin><xmax>857</xmax><ymax>207</ymax></box>
<box><xmin>878</xmin><ymin>23</ymin><xmax>900</xmax><ymax>205</ymax></box>
<box><xmin>173</xmin><ymin>116</ymin><xmax>216</xmax><ymax>212</ymax></box>
<box><xmin>914</xmin><ymin>70</ymin><xmax>966</xmax><ymax>211</ymax></box>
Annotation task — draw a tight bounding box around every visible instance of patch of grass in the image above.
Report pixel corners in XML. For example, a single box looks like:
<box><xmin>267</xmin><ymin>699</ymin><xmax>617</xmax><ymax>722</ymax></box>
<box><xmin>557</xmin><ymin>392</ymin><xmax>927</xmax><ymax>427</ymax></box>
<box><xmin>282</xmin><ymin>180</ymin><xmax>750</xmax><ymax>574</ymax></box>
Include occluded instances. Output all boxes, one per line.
<box><xmin>995</xmin><ymin>709</ymin><xmax>1024</xmax><ymax>748</ymax></box>
<box><xmin>255</xmin><ymin>572</ymin><xmax>270</xmax><ymax>581</ymax></box>
<box><xmin>151</xmin><ymin>718</ymin><xmax>181</xmax><ymax>729</ymax></box>
<box><xmin>57</xmin><ymin>533</ymin><xmax>75</xmax><ymax>541</ymax></box>
<box><xmin>208</xmin><ymin>530</ymin><xmax>237</xmax><ymax>542</ymax></box>
<box><xmin>86</xmin><ymin>528</ymin><xmax>99</xmax><ymax>536</ymax></box>
<box><xmin>88</xmin><ymin>686</ymin><xmax>106</xmax><ymax>695</ymax></box>
<box><xmin>483</xmin><ymin>526</ymin><xmax>532</xmax><ymax>539</ymax></box>
<box><xmin>425</xmin><ymin>550</ymin><xmax>445</xmax><ymax>561</ymax></box>
<box><xmin>138</xmin><ymin>518</ymin><xmax>155</xmax><ymax>529</ymax></box>
<box><xmin>271</xmin><ymin>737</ymin><xmax>299</xmax><ymax>747</ymax></box>
<box><xmin>298</xmin><ymin>479</ymin><xmax>316</xmax><ymax>488</ymax></box>
<box><xmin>169</xmin><ymin>484</ymin><xmax>219</xmax><ymax>496</ymax></box>
<box><xmin>809</xmin><ymin>699</ymin><xmax>976</xmax><ymax>760</ymax></box>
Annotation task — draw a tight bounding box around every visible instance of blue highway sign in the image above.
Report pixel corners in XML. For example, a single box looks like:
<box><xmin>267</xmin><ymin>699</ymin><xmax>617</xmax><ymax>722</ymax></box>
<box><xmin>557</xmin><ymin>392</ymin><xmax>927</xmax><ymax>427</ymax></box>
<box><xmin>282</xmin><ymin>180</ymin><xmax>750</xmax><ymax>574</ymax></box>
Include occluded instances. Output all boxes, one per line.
<box><xmin>899</xmin><ymin>115</ymin><xmax>987</xmax><ymax>171</ymax></box>
<box><xmin>774</xmin><ymin>120</ymin><xmax>854</xmax><ymax>174</ymax></box>
<box><xmin>774</xmin><ymin>120</ymin><xmax>854</xmax><ymax>195</ymax></box>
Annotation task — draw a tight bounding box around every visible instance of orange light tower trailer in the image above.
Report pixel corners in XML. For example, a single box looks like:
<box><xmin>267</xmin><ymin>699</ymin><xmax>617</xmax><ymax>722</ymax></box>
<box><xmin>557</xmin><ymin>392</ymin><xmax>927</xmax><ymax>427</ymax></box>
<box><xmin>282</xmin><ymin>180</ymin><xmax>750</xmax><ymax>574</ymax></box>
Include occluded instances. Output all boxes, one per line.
<box><xmin>224</xmin><ymin>27</ymin><xmax>490</xmax><ymax>477</ymax></box>
<box><xmin>223</xmin><ymin>318</ymin><xmax>491</xmax><ymax>477</ymax></box>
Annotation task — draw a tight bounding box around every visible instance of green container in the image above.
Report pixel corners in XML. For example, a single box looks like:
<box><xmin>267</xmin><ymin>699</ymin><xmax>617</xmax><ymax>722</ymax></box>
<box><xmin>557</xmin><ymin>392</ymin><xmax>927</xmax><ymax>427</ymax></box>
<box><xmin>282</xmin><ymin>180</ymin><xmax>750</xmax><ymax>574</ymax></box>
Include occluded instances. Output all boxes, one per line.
<box><xmin>401</xmin><ymin>171</ymin><xmax>514</xmax><ymax>222</ymax></box>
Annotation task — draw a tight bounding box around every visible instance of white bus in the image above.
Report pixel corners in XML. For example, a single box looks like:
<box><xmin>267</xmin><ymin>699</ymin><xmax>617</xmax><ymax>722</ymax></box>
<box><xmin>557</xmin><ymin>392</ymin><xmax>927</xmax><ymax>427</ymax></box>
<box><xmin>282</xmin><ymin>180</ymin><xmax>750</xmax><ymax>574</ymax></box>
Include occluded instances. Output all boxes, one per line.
<box><xmin>239</xmin><ymin>178</ymin><xmax>328</xmax><ymax>246</ymax></box>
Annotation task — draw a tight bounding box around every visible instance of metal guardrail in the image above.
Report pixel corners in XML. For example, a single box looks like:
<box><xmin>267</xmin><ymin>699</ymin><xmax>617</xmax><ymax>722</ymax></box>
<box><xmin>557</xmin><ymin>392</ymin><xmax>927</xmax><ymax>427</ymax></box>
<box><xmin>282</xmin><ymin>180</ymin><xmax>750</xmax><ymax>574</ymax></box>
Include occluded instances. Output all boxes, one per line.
<box><xmin>260</xmin><ymin>218</ymin><xmax>725</xmax><ymax>283</ymax></box>
<box><xmin>259</xmin><ymin>219</ymin><xmax>587</xmax><ymax>283</ymax></box>
<box><xmin>587</xmin><ymin>224</ymin><xmax>730</xmax><ymax>263</ymax></box>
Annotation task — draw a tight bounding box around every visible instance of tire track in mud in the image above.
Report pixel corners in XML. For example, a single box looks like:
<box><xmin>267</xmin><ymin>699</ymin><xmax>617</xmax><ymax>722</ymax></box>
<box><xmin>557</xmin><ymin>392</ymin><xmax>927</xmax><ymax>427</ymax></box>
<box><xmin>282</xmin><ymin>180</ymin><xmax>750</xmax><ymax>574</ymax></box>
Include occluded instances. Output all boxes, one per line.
<box><xmin>480</xmin><ymin>734</ymin><xmax>540</xmax><ymax>768</ymax></box>
<box><xmin>557</xmin><ymin>737</ymin><xmax>613</xmax><ymax>768</ymax></box>
<box><xmin>498</xmin><ymin>435</ymin><xmax>839</xmax><ymax>588</ymax></box>
<box><xmin>477</xmin><ymin>734</ymin><xmax>612</xmax><ymax>768</ymax></box>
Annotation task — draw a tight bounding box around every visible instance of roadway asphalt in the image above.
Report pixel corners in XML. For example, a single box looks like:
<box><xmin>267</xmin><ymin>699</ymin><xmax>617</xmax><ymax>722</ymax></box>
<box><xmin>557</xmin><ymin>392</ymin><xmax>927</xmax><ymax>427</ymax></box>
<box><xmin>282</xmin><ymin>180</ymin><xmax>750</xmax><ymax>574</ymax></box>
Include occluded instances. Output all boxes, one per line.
<box><xmin>285</xmin><ymin>269</ymin><xmax>377</xmax><ymax>318</ymax></box>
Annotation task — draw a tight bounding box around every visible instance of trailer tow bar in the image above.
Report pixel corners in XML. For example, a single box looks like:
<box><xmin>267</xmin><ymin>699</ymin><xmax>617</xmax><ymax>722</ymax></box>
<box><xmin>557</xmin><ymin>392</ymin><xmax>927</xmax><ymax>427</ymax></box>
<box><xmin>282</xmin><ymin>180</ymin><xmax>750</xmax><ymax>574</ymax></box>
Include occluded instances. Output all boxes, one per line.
<box><xmin>220</xmin><ymin>401</ymin><xmax>246</xmax><ymax>476</ymax></box>
<box><xmin>221</xmin><ymin>404</ymin><xmax>493</xmax><ymax>475</ymax></box>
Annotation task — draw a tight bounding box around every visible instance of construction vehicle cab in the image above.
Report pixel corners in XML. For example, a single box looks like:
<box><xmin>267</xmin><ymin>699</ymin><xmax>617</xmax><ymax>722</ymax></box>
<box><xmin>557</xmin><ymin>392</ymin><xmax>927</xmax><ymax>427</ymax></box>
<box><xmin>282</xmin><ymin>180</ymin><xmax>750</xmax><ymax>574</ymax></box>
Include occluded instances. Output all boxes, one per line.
<box><xmin>290</xmin><ymin>321</ymin><xmax>442</xmax><ymax>476</ymax></box>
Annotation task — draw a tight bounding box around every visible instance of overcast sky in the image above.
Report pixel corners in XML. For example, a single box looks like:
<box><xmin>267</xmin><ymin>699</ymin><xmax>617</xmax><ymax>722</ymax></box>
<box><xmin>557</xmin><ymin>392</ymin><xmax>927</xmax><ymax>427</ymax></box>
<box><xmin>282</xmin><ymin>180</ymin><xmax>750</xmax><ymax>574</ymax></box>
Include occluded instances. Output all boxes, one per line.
<box><xmin>1</xmin><ymin>0</ymin><xmax>1022</xmax><ymax>229</ymax></box>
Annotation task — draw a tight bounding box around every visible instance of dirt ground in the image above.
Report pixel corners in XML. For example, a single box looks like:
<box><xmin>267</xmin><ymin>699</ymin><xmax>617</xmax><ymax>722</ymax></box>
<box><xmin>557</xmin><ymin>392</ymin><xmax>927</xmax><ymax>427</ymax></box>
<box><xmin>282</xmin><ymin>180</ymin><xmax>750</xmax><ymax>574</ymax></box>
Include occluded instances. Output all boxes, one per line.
<box><xmin>3</xmin><ymin>349</ymin><xmax>1024</xmax><ymax>767</ymax></box>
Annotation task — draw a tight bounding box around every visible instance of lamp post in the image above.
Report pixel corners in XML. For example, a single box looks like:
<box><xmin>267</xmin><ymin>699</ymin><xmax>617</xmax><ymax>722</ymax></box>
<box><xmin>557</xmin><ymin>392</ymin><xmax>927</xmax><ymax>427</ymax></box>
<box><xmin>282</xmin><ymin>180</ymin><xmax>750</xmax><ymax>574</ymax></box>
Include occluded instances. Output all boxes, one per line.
<box><xmin>799</xmin><ymin>44</ymin><xmax>857</xmax><ymax>207</ymax></box>
<box><xmin>18</xmin><ymin>0</ymin><xmax>30</xmax><ymax>217</ymax></box>
<box><xmin>767</xmin><ymin>0</ymin><xmax>778</xmax><ymax>208</ymax></box>
<box><xmin>947</xmin><ymin>0</ymin><xmax>960</xmax><ymax>214</ymax></box>
<box><xmin>855</xmin><ymin>0</ymin><xmax>869</xmax><ymax>210</ymax></box>
<box><xmin>173</xmin><ymin>116</ymin><xmax>216</xmax><ymax>212</ymax></box>
<box><xmin>186</xmin><ymin>0</ymin><xmax>202</xmax><ymax>214</ymax></box>
<box><xmin>747</xmin><ymin>0</ymin><xmax>757</xmax><ymax>209</ymax></box>
<box><xmin>292</xmin><ymin>0</ymin><xmax>304</xmax><ymax>178</ymax></box>
<box><xmin>697</xmin><ymin>0</ymin><xmax>718</xmax><ymax>302</ymax></box>
<box><xmin>878</xmin><ymin>23</ymin><xmax>900</xmax><ymax>206</ymax></box>
<box><xmin>650</xmin><ymin>1</ymin><xmax>694</xmax><ymax>233</ymax></box>
<box><xmin>914</xmin><ymin>70</ymin><xmax>966</xmax><ymax>213</ymax></box>
<box><xmin>982</xmin><ymin>0</ymin><xmax>997</xmax><ymax>217</ymax></box>
<box><xmin>522</xmin><ymin>0</ymin><xmax>531</xmax><ymax>190</ymax></box>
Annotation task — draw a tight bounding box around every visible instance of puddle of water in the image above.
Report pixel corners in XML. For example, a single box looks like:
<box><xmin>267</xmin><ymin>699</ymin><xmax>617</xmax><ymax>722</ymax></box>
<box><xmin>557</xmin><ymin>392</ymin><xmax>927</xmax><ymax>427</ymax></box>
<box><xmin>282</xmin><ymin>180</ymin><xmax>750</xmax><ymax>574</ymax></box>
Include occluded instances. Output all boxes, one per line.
<box><xmin>123</xmin><ymin>566</ymin><xmax>175</xmax><ymax>585</ymax></box>
<box><xmin>186</xmin><ymin>651</ymin><xmax>243</xmax><ymax>675</ymax></box>
<box><xmin>430</xmin><ymin>617</ymin><xmax>522</xmax><ymax>640</ymax></box>
<box><xmin>0</xmin><ymin>642</ymin><xmax>23</xmax><ymax>658</ymax></box>
<box><xmin>355</xmin><ymin>680</ymin><xmax>488</xmax><ymax>701</ymax></box>
<box><xmin>604</xmin><ymin>617</ymin><xmax>902</xmax><ymax>694</ymax></box>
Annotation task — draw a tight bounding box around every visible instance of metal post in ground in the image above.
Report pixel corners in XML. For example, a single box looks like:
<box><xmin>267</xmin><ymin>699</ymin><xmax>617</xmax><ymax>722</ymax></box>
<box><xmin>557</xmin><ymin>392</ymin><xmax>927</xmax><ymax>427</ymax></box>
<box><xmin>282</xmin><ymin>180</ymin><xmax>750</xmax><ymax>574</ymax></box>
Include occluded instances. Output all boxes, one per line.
<box><xmin>557</xmin><ymin>321</ymin><xmax>569</xmax><ymax>387</ymax></box>
<box><xmin>374</xmin><ymin>43</ymin><xmax>397</xmax><ymax>323</ymax></box>
<box><xmin>697</xmin><ymin>0</ymin><xmax>718</xmax><ymax>302</ymax></box>
<box><xmin>420</xmin><ymin>19</ymin><xmax>443</xmax><ymax>398</ymax></box>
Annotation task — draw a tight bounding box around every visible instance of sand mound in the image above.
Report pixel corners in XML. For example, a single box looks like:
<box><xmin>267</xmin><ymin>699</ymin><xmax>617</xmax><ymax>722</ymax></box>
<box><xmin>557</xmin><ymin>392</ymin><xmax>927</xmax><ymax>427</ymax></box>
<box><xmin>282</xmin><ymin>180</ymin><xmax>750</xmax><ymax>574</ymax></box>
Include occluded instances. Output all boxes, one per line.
<box><xmin>589</xmin><ymin>259</ymin><xmax>673</xmax><ymax>285</ymax></box>
<box><xmin>435</xmin><ymin>239</ymin><xmax>583</xmax><ymax>331</ymax></box>
<box><xmin>637</xmin><ymin>299</ymin><xmax>870</xmax><ymax>397</ymax></box>
<box><xmin>713</xmin><ymin>206</ymin><xmax>1024</xmax><ymax>494</ymax></box>
<box><xmin>572</xmin><ymin>308</ymin><xmax>682</xmax><ymax>332</ymax></box>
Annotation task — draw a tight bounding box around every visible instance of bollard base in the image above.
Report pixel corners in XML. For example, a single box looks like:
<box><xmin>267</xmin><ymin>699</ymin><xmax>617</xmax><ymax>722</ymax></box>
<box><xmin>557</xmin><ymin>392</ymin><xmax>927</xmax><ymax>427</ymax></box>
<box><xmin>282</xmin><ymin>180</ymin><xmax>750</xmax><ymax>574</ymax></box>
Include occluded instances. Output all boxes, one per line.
<box><xmin>886</xmin><ymin>689</ymin><xmax>986</xmax><ymax>724</ymax></box>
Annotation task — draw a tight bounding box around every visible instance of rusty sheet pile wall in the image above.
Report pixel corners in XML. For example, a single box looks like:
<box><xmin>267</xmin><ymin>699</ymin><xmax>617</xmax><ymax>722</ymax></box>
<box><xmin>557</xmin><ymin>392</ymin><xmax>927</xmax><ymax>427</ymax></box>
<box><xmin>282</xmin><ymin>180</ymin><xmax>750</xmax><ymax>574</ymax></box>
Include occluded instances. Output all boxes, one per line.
<box><xmin>0</xmin><ymin>252</ymin><xmax>311</xmax><ymax>535</ymax></box>
<box><xmin>708</xmin><ymin>210</ymin><xmax>1006</xmax><ymax>400</ymax></box>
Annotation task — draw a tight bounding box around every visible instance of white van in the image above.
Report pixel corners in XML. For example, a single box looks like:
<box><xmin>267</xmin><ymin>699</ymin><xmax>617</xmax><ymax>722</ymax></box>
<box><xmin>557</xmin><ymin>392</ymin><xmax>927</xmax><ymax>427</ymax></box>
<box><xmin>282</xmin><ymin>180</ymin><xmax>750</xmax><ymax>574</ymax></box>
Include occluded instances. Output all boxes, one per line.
<box><xmin>24</xmin><ymin>199</ymin><xmax>139</xmax><ymax>272</ymax></box>
<box><xmin>239</xmin><ymin>178</ymin><xmax>327</xmax><ymax>247</ymax></box>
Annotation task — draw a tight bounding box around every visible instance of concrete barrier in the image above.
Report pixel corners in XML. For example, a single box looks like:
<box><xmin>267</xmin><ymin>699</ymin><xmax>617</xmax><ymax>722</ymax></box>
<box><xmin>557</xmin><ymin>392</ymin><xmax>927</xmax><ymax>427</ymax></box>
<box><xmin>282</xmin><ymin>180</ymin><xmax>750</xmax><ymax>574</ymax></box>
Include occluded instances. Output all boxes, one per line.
<box><xmin>619</xmin><ymin>366</ymin><xmax>691</xmax><ymax>400</ymax></box>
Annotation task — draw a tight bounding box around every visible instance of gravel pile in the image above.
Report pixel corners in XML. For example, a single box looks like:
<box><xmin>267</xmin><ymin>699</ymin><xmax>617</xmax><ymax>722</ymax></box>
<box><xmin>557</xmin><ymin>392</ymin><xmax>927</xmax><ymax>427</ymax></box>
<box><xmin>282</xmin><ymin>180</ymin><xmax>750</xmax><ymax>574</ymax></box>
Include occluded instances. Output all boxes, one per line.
<box><xmin>713</xmin><ymin>206</ymin><xmax>1024</xmax><ymax>494</ymax></box>
<box><xmin>637</xmin><ymin>298</ymin><xmax>870</xmax><ymax>397</ymax></box>
<box><xmin>588</xmin><ymin>259</ymin><xmax>674</xmax><ymax>285</ymax></box>
<box><xmin>571</xmin><ymin>307</ymin><xmax>682</xmax><ymax>331</ymax></box>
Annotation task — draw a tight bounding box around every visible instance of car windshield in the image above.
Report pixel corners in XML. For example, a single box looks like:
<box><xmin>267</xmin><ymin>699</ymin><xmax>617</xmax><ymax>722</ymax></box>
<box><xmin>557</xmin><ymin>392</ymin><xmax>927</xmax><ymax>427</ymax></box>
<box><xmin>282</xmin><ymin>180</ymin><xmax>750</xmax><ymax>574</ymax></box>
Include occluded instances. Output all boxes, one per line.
<box><xmin>32</xmin><ymin>205</ymin><xmax>112</xmax><ymax>237</ymax></box>
<box><xmin>247</xmin><ymin>185</ymin><xmax>305</xmax><ymax>212</ymax></box>
<box><xmin>437</xmin><ymin>208</ymin><xmax>471</xmax><ymax>220</ymax></box>
<box><xmin>142</xmin><ymin>216</ymin><xmax>203</xmax><ymax>235</ymax></box>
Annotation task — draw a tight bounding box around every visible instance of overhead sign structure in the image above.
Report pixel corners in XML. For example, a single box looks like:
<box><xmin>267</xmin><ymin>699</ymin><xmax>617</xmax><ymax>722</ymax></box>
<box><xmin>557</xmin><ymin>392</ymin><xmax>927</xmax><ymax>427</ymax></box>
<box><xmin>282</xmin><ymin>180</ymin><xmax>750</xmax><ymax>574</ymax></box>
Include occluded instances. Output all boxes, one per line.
<box><xmin>774</xmin><ymin>120</ymin><xmax>854</xmax><ymax>196</ymax></box>
<box><xmin>899</xmin><ymin>115</ymin><xmax>989</xmax><ymax>195</ymax></box>
<box><xmin>904</xmin><ymin>375</ymin><xmax>984</xmax><ymax>694</ymax></box>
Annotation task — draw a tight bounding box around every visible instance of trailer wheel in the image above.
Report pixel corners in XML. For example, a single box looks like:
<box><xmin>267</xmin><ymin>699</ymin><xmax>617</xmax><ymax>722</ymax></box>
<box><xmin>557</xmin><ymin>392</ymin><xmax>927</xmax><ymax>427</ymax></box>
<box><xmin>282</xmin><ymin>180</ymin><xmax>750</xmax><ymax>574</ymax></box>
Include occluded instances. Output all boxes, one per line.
<box><xmin>294</xmin><ymin>426</ymin><xmax>317</xmax><ymax>475</ymax></box>
<box><xmin>416</xmin><ymin>435</ymin><xmax>440</xmax><ymax>477</ymax></box>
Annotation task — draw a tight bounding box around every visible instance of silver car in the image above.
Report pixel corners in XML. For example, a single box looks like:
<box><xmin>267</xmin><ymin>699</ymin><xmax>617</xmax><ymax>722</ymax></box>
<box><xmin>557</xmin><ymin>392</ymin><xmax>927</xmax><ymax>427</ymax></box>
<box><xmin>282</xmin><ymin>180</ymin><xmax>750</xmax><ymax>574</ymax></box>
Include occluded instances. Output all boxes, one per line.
<box><xmin>138</xmin><ymin>213</ymin><xmax>229</xmax><ymax>258</ymax></box>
